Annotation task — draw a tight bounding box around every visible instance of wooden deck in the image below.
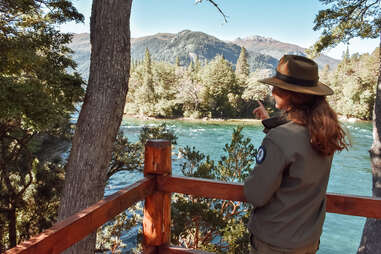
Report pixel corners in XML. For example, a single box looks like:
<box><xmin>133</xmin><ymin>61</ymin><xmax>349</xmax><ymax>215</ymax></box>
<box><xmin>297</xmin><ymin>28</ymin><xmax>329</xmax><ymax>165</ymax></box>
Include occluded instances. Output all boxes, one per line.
<box><xmin>5</xmin><ymin>140</ymin><xmax>381</xmax><ymax>254</ymax></box>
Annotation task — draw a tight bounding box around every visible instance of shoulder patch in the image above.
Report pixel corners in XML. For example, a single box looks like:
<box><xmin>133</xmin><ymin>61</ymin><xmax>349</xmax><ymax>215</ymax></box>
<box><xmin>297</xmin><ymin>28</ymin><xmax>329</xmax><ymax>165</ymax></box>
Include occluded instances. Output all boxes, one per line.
<box><xmin>256</xmin><ymin>145</ymin><xmax>266</xmax><ymax>164</ymax></box>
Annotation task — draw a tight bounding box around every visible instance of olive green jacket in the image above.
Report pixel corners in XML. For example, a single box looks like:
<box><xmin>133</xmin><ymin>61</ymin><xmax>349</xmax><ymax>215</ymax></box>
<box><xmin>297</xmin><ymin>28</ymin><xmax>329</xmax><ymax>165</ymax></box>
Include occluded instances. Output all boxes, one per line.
<box><xmin>244</xmin><ymin>117</ymin><xmax>333</xmax><ymax>249</ymax></box>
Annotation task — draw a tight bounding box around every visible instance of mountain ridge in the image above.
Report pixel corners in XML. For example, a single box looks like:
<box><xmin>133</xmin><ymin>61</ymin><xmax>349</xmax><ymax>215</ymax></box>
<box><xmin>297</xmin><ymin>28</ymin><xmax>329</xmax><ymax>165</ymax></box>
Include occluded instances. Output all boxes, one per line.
<box><xmin>68</xmin><ymin>30</ymin><xmax>339</xmax><ymax>80</ymax></box>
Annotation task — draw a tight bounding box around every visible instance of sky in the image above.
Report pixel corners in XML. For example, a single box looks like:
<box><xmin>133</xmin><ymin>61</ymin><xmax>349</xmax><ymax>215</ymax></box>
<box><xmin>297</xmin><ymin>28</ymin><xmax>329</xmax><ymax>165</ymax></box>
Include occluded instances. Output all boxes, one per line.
<box><xmin>60</xmin><ymin>0</ymin><xmax>379</xmax><ymax>60</ymax></box>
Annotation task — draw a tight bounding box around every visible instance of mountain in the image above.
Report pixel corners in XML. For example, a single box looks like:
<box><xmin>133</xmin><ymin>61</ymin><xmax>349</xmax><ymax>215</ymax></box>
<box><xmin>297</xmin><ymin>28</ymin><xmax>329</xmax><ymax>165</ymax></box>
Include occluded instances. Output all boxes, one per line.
<box><xmin>129</xmin><ymin>30</ymin><xmax>278</xmax><ymax>71</ymax></box>
<box><xmin>233</xmin><ymin>35</ymin><xmax>339</xmax><ymax>69</ymax></box>
<box><xmin>68</xmin><ymin>31</ymin><xmax>339</xmax><ymax>80</ymax></box>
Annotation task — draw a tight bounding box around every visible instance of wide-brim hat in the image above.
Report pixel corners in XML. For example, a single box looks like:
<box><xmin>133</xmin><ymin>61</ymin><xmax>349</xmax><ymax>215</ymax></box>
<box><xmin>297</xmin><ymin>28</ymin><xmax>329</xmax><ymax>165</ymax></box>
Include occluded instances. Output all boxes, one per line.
<box><xmin>259</xmin><ymin>55</ymin><xmax>333</xmax><ymax>96</ymax></box>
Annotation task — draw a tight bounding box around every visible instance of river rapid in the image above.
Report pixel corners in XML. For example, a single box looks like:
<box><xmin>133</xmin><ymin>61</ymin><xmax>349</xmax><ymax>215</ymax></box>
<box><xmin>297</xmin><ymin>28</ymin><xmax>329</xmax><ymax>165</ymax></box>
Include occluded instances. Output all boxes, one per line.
<box><xmin>105</xmin><ymin>119</ymin><xmax>373</xmax><ymax>254</ymax></box>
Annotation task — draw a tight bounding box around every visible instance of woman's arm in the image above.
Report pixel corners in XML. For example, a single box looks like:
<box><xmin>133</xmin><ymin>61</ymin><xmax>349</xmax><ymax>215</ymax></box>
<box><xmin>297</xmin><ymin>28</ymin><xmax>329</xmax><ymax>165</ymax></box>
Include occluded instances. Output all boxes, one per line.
<box><xmin>243</xmin><ymin>137</ymin><xmax>287</xmax><ymax>207</ymax></box>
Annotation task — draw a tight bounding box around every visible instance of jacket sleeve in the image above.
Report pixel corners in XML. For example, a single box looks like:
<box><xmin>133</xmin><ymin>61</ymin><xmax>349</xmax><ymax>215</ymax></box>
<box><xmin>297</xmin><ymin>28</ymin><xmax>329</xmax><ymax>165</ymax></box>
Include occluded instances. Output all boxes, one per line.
<box><xmin>244</xmin><ymin>136</ymin><xmax>288</xmax><ymax>207</ymax></box>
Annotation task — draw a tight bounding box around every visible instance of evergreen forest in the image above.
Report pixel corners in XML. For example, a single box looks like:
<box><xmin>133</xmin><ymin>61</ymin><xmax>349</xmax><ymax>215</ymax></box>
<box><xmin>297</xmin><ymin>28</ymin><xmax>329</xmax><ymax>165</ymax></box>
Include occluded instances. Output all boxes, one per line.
<box><xmin>126</xmin><ymin>47</ymin><xmax>379</xmax><ymax>121</ymax></box>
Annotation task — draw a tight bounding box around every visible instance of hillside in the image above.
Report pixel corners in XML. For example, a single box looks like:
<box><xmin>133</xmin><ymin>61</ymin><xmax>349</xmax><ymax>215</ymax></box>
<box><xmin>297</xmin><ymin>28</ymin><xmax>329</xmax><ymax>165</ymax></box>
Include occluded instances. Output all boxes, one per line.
<box><xmin>68</xmin><ymin>31</ymin><xmax>339</xmax><ymax>80</ymax></box>
<box><xmin>233</xmin><ymin>35</ymin><xmax>339</xmax><ymax>69</ymax></box>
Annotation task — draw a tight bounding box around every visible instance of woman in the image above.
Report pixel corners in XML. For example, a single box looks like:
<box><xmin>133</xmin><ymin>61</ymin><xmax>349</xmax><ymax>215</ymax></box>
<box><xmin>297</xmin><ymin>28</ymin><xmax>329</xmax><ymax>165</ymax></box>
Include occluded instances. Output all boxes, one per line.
<box><xmin>244</xmin><ymin>55</ymin><xmax>349</xmax><ymax>254</ymax></box>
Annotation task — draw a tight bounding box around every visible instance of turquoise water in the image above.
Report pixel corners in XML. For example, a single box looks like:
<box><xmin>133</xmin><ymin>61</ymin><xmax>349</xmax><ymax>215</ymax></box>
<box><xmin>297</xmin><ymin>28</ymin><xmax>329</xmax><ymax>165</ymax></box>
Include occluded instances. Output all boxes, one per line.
<box><xmin>107</xmin><ymin>119</ymin><xmax>373</xmax><ymax>253</ymax></box>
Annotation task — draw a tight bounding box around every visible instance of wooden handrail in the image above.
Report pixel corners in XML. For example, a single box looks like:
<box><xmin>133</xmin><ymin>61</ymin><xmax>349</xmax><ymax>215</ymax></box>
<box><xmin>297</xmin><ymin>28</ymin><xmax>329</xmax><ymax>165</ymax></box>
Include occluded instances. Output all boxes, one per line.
<box><xmin>158</xmin><ymin>246</ymin><xmax>215</xmax><ymax>253</ymax></box>
<box><xmin>157</xmin><ymin>175</ymin><xmax>381</xmax><ymax>219</ymax></box>
<box><xmin>6</xmin><ymin>139</ymin><xmax>381</xmax><ymax>254</ymax></box>
<box><xmin>157</xmin><ymin>175</ymin><xmax>246</xmax><ymax>201</ymax></box>
<box><xmin>5</xmin><ymin>177</ymin><xmax>154</xmax><ymax>254</ymax></box>
<box><xmin>326</xmin><ymin>193</ymin><xmax>381</xmax><ymax>218</ymax></box>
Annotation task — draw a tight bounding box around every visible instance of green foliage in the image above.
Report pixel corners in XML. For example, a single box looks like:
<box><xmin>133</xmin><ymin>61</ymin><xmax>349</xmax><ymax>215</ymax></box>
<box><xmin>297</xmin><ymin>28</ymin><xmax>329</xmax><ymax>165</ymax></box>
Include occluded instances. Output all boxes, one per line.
<box><xmin>99</xmin><ymin>125</ymin><xmax>256</xmax><ymax>253</ymax></box>
<box><xmin>171</xmin><ymin>127</ymin><xmax>256</xmax><ymax>253</ymax></box>
<box><xmin>216</xmin><ymin>127</ymin><xmax>256</xmax><ymax>182</ymax></box>
<box><xmin>137</xmin><ymin>48</ymin><xmax>156</xmax><ymax>116</ymax></box>
<box><xmin>107</xmin><ymin>132</ymin><xmax>143</xmax><ymax>178</ymax></box>
<box><xmin>138</xmin><ymin>123</ymin><xmax>178</xmax><ymax>146</ymax></box>
<box><xmin>235</xmin><ymin>47</ymin><xmax>250</xmax><ymax>84</ymax></box>
<box><xmin>96</xmin><ymin>205</ymin><xmax>141</xmax><ymax>253</ymax></box>
<box><xmin>242</xmin><ymin>70</ymin><xmax>272</xmax><ymax>102</ymax></box>
<box><xmin>199</xmin><ymin>55</ymin><xmax>238</xmax><ymax>118</ymax></box>
<box><xmin>96</xmin><ymin>123</ymin><xmax>177</xmax><ymax>253</ymax></box>
<box><xmin>0</xmin><ymin>0</ymin><xmax>85</xmax><ymax>250</ymax></box>
<box><xmin>108</xmin><ymin>123</ymin><xmax>178</xmax><ymax>178</ymax></box>
<box><xmin>127</xmin><ymin>45</ymin><xmax>378</xmax><ymax>120</ymax></box>
<box><xmin>126</xmin><ymin>52</ymin><xmax>277</xmax><ymax>119</ymax></box>
<box><xmin>323</xmin><ymin>48</ymin><xmax>379</xmax><ymax>120</ymax></box>
<box><xmin>308</xmin><ymin>0</ymin><xmax>380</xmax><ymax>56</ymax></box>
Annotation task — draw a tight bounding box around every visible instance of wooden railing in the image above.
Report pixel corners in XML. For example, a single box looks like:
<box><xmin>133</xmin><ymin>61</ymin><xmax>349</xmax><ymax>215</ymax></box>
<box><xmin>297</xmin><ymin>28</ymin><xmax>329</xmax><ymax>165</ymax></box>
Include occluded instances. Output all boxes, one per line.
<box><xmin>5</xmin><ymin>140</ymin><xmax>381</xmax><ymax>254</ymax></box>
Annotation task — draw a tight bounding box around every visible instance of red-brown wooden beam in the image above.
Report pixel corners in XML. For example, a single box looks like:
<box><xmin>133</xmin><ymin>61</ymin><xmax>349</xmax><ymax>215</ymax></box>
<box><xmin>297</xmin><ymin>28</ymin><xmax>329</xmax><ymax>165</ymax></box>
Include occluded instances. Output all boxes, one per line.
<box><xmin>142</xmin><ymin>245</ymin><xmax>158</xmax><ymax>254</ymax></box>
<box><xmin>159</xmin><ymin>245</ymin><xmax>214</xmax><ymax>254</ymax></box>
<box><xmin>6</xmin><ymin>177</ymin><xmax>155</xmax><ymax>254</ymax></box>
<box><xmin>157</xmin><ymin>175</ymin><xmax>381</xmax><ymax>219</ymax></box>
<box><xmin>326</xmin><ymin>193</ymin><xmax>381</xmax><ymax>218</ymax></box>
<box><xmin>143</xmin><ymin>140</ymin><xmax>172</xmax><ymax>247</ymax></box>
<box><xmin>157</xmin><ymin>175</ymin><xmax>246</xmax><ymax>202</ymax></box>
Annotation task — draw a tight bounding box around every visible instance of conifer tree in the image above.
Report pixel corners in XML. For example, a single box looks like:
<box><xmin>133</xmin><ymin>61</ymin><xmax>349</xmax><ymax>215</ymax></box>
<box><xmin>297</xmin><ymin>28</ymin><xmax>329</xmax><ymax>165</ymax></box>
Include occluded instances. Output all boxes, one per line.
<box><xmin>136</xmin><ymin>48</ymin><xmax>156</xmax><ymax>115</ymax></box>
<box><xmin>343</xmin><ymin>46</ymin><xmax>351</xmax><ymax>62</ymax></box>
<box><xmin>194</xmin><ymin>56</ymin><xmax>201</xmax><ymax>73</ymax></box>
<box><xmin>188</xmin><ymin>60</ymin><xmax>194</xmax><ymax>73</ymax></box>
<box><xmin>235</xmin><ymin>47</ymin><xmax>250</xmax><ymax>84</ymax></box>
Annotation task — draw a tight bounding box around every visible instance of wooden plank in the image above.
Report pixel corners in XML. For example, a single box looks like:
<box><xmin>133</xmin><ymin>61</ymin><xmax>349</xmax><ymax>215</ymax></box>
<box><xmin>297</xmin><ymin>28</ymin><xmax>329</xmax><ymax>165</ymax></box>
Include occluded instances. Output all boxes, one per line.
<box><xmin>5</xmin><ymin>177</ymin><xmax>155</xmax><ymax>254</ymax></box>
<box><xmin>143</xmin><ymin>140</ymin><xmax>172</xmax><ymax>246</ymax></box>
<box><xmin>144</xmin><ymin>140</ymin><xmax>171</xmax><ymax>176</ymax></box>
<box><xmin>157</xmin><ymin>175</ymin><xmax>246</xmax><ymax>202</ymax></box>
<box><xmin>142</xmin><ymin>245</ymin><xmax>158</xmax><ymax>254</ymax></box>
<box><xmin>143</xmin><ymin>191</ymin><xmax>171</xmax><ymax>246</ymax></box>
<box><xmin>157</xmin><ymin>175</ymin><xmax>381</xmax><ymax>219</ymax></box>
<box><xmin>159</xmin><ymin>246</ymin><xmax>214</xmax><ymax>254</ymax></box>
<box><xmin>327</xmin><ymin>193</ymin><xmax>381</xmax><ymax>219</ymax></box>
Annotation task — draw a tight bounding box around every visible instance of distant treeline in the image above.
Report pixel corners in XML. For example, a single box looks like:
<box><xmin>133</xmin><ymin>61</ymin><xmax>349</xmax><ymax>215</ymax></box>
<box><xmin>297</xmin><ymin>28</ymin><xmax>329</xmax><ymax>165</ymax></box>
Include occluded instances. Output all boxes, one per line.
<box><xmin>126</xmin><ymin>47</ymin><xmax>379</xmax><ymax>120</ymax></box>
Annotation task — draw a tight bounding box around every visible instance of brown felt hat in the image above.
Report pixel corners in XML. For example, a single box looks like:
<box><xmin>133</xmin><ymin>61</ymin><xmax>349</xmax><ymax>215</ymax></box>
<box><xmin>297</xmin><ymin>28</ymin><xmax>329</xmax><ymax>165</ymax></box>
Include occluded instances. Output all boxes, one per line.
<box><xmin>259</xmin><ymin>55</ymin><xmax>333</xmax><ymax>96</ymax></box>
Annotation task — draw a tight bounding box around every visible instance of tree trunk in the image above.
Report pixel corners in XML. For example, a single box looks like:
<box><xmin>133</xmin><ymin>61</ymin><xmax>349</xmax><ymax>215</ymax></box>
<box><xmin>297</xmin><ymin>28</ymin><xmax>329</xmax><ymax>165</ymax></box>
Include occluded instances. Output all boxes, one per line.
<box><xmin>8</xmin><ymin>207</ymin><xmax>16</xmax><ymax>248</ymax></box>
<box><xmin>57</xmin><ymin>1</ymin><xmax>132</xmax><ymax>253</ymax></box>
<box><xmin>357</xmin><ymin>34</ymin><xmax>381</xmax><ymax>254</ymax></box>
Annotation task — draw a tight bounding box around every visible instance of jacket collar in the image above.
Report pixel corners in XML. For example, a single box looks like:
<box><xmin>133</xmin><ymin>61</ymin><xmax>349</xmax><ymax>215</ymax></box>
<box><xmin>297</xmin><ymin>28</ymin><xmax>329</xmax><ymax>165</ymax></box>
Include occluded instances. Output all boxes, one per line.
<box><xmin>262</xmin><ymin>115</ymin><xmax>290</xmax><ymax>133</ymax></box>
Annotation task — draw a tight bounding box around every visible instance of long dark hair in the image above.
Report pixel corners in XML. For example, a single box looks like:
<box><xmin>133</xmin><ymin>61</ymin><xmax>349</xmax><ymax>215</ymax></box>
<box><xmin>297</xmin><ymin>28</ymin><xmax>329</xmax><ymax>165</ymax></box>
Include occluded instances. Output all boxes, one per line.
<box><xmin>273</xmin><ymin>87</ymin><xmax>349</xmax><ymax>156</ymax></box>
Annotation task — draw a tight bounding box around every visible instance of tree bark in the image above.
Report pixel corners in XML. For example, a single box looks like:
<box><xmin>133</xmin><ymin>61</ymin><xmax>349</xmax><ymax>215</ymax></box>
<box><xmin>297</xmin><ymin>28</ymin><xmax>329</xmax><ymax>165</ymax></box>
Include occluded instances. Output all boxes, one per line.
<box><xmin>357</xmin><ymin>33</ymin><xmax>381</xmax><ymax>254</ymax></box>
<box><xmin>8</xmin><ymin>207</ymin><xmax>16</xmax><ymax>248</ymax></box>
<box><xmin>57</xmin><ymin>1</ymin><xmax>132</xmax><ymax>253</ymax></box>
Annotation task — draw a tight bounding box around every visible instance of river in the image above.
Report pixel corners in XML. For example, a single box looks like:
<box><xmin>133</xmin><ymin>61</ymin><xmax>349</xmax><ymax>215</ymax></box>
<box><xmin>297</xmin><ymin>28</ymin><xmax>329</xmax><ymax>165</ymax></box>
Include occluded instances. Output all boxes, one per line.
<box><xmin>105</xmin><ymin>118</ymin><xmax>373</xmax><ymax>254</ymax></box>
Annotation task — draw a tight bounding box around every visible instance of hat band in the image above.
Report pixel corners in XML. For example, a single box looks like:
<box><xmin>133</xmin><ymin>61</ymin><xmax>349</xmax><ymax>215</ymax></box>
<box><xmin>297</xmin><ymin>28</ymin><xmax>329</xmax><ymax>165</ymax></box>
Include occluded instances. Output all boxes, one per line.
<box><xmin>276</xmin><ymin>71</ymin><xmax>317</xmax><ymax>87</ymax></box>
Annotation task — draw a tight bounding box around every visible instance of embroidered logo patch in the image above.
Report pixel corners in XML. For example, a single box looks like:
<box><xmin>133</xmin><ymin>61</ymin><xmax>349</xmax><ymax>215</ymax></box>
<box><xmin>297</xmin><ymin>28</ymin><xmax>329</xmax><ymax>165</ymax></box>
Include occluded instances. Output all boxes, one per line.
<box><xmin>256</xmin><ymin>145</ymin><xmax>266</xmax><ymax>164</ymax></box>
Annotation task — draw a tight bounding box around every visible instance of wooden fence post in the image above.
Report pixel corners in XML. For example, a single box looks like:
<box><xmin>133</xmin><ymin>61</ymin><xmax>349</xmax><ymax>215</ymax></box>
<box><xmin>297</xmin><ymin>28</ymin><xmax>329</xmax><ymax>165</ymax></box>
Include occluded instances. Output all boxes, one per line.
<box><xmin>143</xmin><ymin>140</ymin><xmax>171</xmax><ymax>252</ymax></box>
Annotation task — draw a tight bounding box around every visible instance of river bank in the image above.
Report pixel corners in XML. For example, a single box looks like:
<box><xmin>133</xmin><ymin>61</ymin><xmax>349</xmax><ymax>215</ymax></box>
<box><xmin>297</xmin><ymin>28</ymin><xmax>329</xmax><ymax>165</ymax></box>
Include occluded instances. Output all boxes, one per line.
<box><xmin>123</xmin><ymin>113</ymin><xmax>370</xmax><ymax>125</ymax></box>
<box><xmin>122</xmin><ymin>114</ymin><xmax>262</xmax><ymax>125</ymax></box>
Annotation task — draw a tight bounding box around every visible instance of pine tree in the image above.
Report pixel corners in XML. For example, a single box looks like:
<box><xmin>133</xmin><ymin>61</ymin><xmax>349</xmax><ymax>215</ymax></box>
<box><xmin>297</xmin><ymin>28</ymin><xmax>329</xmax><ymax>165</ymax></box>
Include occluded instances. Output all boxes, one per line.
<box><xmin>187</xmin><ymin>60</ymin><xmax>194</xmax><ymax>73</ymax></box>
<box><xmin>342</xmin><ymin>46</ymin><xmax>350</xmax><ymax>62</ymax></box>
<box><xmin>137</xmin><ymin>48</ymin><xmax>156</xmax><ymax>116</ymax></box>
<box><xmin>194</xmin><ymin>56</ymin><xmax>201</xmax><ymax>73</ymax></box>
<box><xmin>235</xmin><ymin>47</ymin><xmax>250</xmax><ymax>84</ymax></box>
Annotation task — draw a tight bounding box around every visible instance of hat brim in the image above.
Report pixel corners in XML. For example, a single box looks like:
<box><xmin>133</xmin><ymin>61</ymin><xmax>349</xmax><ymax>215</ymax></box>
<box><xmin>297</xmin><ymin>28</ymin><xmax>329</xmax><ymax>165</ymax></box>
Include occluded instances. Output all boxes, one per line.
<box><xmin>259</xmin><ymin>77</ymin><xmax>333</xmax><ymax>96</ymax></box>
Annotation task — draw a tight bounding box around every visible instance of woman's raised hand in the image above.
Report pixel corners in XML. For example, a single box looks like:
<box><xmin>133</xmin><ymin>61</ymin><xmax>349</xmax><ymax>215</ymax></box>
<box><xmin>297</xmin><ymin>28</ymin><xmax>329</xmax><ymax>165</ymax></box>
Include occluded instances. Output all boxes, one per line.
<box><xmin>253</xmin><ymin>100</ymin><xmax>270</xmax><ymax>120</ymax></box>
